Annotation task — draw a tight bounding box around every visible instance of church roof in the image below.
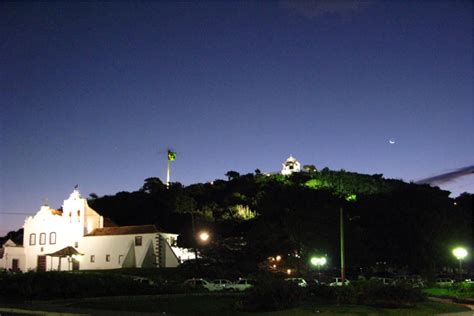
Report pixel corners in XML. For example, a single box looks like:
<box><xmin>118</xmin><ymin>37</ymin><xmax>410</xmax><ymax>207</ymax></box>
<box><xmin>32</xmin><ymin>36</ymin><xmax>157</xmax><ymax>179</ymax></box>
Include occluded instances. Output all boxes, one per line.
<box><xmin>85</xmin><ymin>224</ymin><xmax>160</xmax><ymax>236</ymax></box>
<box><xmin>46</xmin><ymin>246</ymin><xmax>83</xmax><ymax>257</ymax></box>
<box><xmin>103</xmin><ymin>217</ymin><xmax>118</xmax><ymax>227</ymax></box>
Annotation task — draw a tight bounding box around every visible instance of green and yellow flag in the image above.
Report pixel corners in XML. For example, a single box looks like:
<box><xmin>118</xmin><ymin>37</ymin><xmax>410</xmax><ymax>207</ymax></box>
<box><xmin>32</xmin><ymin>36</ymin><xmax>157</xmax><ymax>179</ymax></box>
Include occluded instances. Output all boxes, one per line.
<box><xmin>167</xmin><ymin>150</ymin><xmax>176</xmax><ymax>161</ymax></box>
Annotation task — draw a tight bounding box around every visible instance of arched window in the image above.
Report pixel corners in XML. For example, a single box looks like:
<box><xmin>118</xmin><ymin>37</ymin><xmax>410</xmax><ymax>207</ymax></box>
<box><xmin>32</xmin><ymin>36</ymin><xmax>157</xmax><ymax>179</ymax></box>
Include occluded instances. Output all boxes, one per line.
<box><xmin>29</xmin><ymin>233</ymin><xmax>36</xmax><ymax>246</ymax></box>
<box><xmin>40</xmin><ymin>233</ymin><xmax>46</xmax><ymax>245</ymax></box>
<box><xmin>49</xmin><ymin>232</ymin><xmax>56</xmax><ymax>244</ymax></box>
<box><xmin>39</xmin><ymin>233</ymin><xmax>46</xmax><ymax>245</ymax></box>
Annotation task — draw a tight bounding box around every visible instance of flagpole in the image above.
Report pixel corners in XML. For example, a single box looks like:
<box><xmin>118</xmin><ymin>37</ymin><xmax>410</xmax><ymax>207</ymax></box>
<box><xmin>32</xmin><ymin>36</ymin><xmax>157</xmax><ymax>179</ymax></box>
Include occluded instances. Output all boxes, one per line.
<box><xmin>166</xmin><ymin>158</ymin><xmax>170</xmax><ymax>188</ymax></box>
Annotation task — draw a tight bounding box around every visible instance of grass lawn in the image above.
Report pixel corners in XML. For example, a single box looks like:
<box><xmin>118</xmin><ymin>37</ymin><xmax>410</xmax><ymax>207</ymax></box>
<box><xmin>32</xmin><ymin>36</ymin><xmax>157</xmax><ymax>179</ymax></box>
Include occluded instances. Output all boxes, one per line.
<box><xmin>6</xmin><ymin>294</ymin><xmax>470</xmax><ymax>316</ymax></box>
<box><xmin>424</xmin><ymin>287</ymin><xmax>474</xmax><ymax>299</ymax></box>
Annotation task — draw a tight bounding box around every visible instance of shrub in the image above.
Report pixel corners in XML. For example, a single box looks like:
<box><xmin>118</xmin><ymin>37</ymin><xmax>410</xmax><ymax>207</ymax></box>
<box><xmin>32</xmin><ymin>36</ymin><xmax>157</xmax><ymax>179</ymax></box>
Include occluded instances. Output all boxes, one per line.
<box><xmin>0</xmin><ymin>271</ymin><xmax>161</xmax><ymax>300</ymax></box>
<box><xmin>335</xmin><ymin>285</ymin><xmax>357</xmax><ymax>304</ymax></box>
<box><xmin>355</xmin><ymin>281</ymin><xmax>426</xmax><ymax>307</ymax></box>
<box><xmin>309</xmin><ymin>284</ymin><xmax>336</xmax><ymax>300</ymax></box>
<box><xmin>308</xmin><ymin>281</ymin><xmax>426</xmax><ymax>308</ymax></box>
<box><xmin>237</xmin><ymin>278</ymin><xmax>306</xmax><ymax>312</ymax></box>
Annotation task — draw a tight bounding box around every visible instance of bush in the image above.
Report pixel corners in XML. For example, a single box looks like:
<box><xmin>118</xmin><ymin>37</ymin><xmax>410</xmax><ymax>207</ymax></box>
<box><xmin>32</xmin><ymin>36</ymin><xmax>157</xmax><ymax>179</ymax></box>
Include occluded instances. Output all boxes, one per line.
<box><xmin>0</xmin><ymin>271</ymin><xmax>162</xmax><ymax>300</ymax></box>
<box><xmin>308</xmin><ymin>281</ymin><xmax>426</xmax><ymax>308</ymax></box>
<box><xmin>237</xmin><ymin>278</ymin><xmax>306</xmax><ymax>312</ymax></box>
<box><xmin>451</xmin><ymin>282</ymin><xmax>474</xmax><ymax>294</ymax></box>
<box><xmin>309</xmin><ymin>284</ymin><xmax>336</xmax><ymax>300</ymax></box>
<box><xmin>355</xmin><ymin>281</ymin><xmax>426</xmax><ymax>307</ymax></box>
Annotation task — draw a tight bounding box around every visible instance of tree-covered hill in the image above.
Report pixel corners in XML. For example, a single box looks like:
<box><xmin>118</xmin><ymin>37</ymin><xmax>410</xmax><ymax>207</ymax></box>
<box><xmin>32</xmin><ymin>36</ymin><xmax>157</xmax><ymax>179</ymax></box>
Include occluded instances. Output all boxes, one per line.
<box><xmin>88</xmin><ymin>169</ymin><xmax>472</xmax><ymax>275</ymax></box>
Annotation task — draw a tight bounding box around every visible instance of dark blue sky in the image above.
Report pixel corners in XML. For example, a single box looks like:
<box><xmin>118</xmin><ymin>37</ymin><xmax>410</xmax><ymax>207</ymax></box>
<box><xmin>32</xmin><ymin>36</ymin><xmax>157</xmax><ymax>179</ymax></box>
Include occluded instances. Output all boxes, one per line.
<box><xmin>1</xmin><ymin>1</ymin><xmax>472</xmax><ymax>234</ymax></box>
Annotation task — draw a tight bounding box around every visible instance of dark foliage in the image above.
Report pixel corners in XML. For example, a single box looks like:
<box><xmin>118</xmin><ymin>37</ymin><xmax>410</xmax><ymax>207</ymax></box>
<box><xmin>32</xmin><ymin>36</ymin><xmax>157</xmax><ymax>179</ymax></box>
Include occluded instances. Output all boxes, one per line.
<box><xmin>354</xmin><ymin>281</ymin><xmax>426</xmax><ymax>307</ymax></box>
<box><xmin>85</xmin><ymin>169</ymin><xmax>472</xmax><ymax>274</ymax></box>
<box><xmin>237</xmin><ymin>278</ymin><xmax>306</xmax><ymax>312</ymax></box>
<box><xmin>309</xmin><ymin>282</ymin><xmax>426</xmax><ymax>308</ymax></box>
<box><xmin>0</xmin><ymin>271</ymin><xmax>168</xmax><ymax>300</ymax></box>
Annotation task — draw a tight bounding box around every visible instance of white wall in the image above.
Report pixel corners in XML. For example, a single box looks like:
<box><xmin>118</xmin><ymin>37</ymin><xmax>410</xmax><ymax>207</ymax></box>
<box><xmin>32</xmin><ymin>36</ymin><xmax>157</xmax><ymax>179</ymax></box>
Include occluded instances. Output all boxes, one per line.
<box><xmin>80</xmin><ymin>233</ymin><xmax>158</xmax><ymax>270</ymax></box>
<box><xmin>0</xmin><ymin>246</ymin><xmax>26</xmax><ymax>271</ymax></box>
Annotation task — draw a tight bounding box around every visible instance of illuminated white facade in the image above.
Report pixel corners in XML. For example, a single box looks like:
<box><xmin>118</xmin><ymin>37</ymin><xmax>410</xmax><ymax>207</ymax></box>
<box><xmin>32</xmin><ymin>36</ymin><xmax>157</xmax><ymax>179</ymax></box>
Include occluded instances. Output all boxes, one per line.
<box><xmin>281</xmin><ymin>156</ymin><xmax>301</xmax><ymax>175</ymax></box>
<box><xmin>0</xmin><ymin>189</ymin><xmax>190</xmax><ymax>272</ymax></box>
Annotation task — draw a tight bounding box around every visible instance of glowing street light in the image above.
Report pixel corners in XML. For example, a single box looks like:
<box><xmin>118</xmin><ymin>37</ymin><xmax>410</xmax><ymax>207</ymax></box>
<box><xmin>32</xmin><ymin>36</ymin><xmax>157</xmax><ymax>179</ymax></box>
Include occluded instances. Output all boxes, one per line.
<box><xmin>199</xmin><ymin>231</ymin><xmax>210</xmax><ymax>242</ymax></box>
<box><xmin>311</xmin><ymin>256</ymin><xmax>327</xmax><ymax>281</ymax></box>
<box><xmin>452</xmin><ymin>247</ymin><xmax>468</xmax><ymax>276</ymax></box>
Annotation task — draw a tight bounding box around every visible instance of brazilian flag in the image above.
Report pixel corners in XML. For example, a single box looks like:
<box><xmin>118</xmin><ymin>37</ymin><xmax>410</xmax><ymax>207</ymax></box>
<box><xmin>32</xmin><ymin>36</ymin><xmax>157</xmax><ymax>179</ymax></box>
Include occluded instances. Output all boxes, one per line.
<box><xmin>168</xmin><ymin>150</ymin><xmax>176</xmax><ymax>161</ymax></box>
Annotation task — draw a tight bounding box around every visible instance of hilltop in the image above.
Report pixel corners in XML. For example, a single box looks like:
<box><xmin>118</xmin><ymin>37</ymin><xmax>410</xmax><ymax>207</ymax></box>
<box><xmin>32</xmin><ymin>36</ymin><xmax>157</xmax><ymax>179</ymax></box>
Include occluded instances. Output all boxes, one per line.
<box><xmin>86</xmin><ymin>167</ymin><xmax>472</xmax><ymax>275</ymax></box>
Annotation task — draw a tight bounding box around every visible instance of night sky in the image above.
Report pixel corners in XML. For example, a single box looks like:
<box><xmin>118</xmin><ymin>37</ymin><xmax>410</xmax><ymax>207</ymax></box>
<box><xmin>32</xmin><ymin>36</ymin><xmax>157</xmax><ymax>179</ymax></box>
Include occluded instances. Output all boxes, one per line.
<box><xmin>1</xmin><ymin>1</ymin><xmax>472</xmax><ymax>234</ymax></box>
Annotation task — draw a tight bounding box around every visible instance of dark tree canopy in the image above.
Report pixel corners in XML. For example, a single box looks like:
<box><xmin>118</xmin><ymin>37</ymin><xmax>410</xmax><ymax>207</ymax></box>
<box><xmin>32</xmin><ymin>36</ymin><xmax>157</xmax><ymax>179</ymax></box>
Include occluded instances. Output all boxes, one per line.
<box><xmin>84</xmin><ymin>169</ymin><xmax>472</xmax><ymax>275</ymax></box>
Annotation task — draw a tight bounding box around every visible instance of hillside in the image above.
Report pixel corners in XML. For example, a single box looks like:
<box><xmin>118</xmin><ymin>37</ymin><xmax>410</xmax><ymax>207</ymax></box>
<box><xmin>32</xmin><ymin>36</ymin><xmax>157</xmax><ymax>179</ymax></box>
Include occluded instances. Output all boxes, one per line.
<box><xmin>87</xmin><ymin>168</ymin><xmax>472</xmax><ymax>274</ymax></box>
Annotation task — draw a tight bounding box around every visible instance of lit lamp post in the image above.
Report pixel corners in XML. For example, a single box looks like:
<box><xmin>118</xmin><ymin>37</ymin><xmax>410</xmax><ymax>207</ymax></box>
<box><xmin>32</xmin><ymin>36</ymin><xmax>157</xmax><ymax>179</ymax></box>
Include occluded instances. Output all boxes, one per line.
<box><xmin>310</xmin><ymin>256</ymin><xmax>327</xmax><ymax>282</ymax></box>
<box><xmin>194</xmin><ymin>230</ymin><xmax>210</xmax><ymax>261</ymax></box>
<box><xmin>452</xmin><ymin>247</ymin><xmax>468</xmax><ymax>278</ymax></box>
<box><xmin>199</xmin><ymin>231</ymin><xmax>210</xmax><ymax>243</ymax></box>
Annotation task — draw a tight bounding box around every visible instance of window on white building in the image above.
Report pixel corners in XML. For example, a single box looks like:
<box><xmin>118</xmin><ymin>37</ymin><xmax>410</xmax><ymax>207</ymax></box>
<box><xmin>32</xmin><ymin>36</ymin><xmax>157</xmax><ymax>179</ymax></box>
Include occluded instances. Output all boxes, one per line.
<box><xmin>106</xmin><ymin>254</ymin><xmax>111</xmax><ymax>262</ymax></box>
<box><xmin>39</xmin><ymin>233</ymin><xmax>46</xmax><ymax>245</ymax></box>
<box><xmin>135</xmin><ymin>236</ymin><xmax>142</xmax><ymax>246</ymax></box>
<box><xmin>29</xmin><ymin>234</ymin><xmax>36</xmax><ymax>246</ymax></box>
<box><xmin>74</xmin><ymin>241</ymin><xmax>78</xmax><ymax>248</ymax></box>
<box><xmin>49</xmin><ymin>232</ymin><xmax>56</xmax><ymax>244</ymax></box>
<box><xmin>90</xmin><ymin>255</ymin><xmax>95</xmax><ymax>263</ymax></box>
<box><xmin>170</xmin><ymin>236</ymin><xmax>177</xmax><ymax>246</ymax></box>
<box><xmin>118</xmin><ymin>255</ymin><xmax>124</xmax><ymax>264</ymax></box>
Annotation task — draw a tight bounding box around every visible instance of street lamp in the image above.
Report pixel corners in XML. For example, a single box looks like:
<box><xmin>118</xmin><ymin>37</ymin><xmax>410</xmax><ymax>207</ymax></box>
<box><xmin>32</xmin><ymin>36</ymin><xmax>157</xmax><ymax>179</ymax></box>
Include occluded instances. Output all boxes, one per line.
<box><xmin>199</xmin><ymin>231</ymin><xmax>210</xmax><ymax>243</ymax></box>
<box><xmin>452</xmin><ymin>247</ymin><xmax>468</xmax><ymax>278</ymax></box>
<box><xmin>193</xmin><ymin>231</ymin><xmax>210</xmax><ymax>262</ymax></box>
<box><xmin>310</xmin><ymin>256</ymin><xmax>327</xmax><ymax>282</ymax></box>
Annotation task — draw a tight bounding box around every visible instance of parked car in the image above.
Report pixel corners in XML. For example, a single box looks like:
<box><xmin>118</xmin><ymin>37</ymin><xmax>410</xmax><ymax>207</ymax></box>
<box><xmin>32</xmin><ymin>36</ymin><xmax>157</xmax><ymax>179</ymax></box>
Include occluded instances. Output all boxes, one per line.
<box><xmin>435</xmin><ymin>278</ymin><xmax>454</xmax><ymax>287</ymax></box>
<box><xmin>210</xmin><ymin>279</ymin><xmax>233</xmax><ymax>291</ymax></box>
<box><xmin>229</xmin><ymin>278</ymin><xmax>255</xmax><ymax>291</ymax></box>
<box><xmin>132</xmin><ymin>276</ymin><xmax>155</xmax><ymax>286</ymax></box>
<box><xmin>329</xmin><ymin>277</ymin><xmax>350</xmax><ymax>286</ymax></box>
<box><xmin>394</xmin><ymin>275</ymin><xmax>425</xmax><ymax>288</ymax></box>
<box><xmin>306</xmin><ymin>279</ymin><xmax>324</xmax><ymax>287</ymax></box>
<box><xmin>285</xmin><ymin>278</ymin><xmax>308</xmax><ymax>287</ymax></box>
<box><xmin>183</xmin><ymin>278</ymin><xmax>214</xmax><ymax>291</ymax></box>
<box><xmin>370</xmin><ymin>277</ymin><xmax>394</xmax><ymax>285</ymax></box>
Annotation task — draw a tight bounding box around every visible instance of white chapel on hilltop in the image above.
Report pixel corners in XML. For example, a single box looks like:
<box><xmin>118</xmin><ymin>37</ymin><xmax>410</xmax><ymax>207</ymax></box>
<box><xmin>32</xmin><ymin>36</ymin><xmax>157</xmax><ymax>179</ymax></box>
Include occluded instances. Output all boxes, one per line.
<box><xmin>281</xmin><ymin>155</ymin><xmax>301</xmax><ymax>175</ymax></box>
<box><xmin>0</xmin><ymin>189</ymin><xmax>193</xmax><ymax>272</ymax></box>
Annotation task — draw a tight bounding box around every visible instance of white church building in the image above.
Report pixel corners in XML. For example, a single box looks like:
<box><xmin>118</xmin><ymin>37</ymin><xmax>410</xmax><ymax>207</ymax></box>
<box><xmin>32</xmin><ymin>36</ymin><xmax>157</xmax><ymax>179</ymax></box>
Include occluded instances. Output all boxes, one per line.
<box><xmin>281</xmin><ymin>155</ymin><xmax>301</xmax><ymax>175</ymax></box>
<box><xmin>0</xmin><ymin>189</ymin><xmax>192</xmax><ymax>272</ymax></box>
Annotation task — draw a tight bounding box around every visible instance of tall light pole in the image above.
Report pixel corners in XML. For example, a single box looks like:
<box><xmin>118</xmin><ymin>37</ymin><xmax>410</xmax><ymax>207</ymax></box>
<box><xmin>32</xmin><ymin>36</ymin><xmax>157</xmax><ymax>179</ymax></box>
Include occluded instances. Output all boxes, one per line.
<box><xmin>340</xmin><ymin>194</ymin><xmax>356</xmax><ymax>283</ymax></box>
<box><xmin>452</xmin><ymin>247</ymin><xmax>468</xmax><ymax>279</ymax></box>
<box><xmin>166</xmin><ymin>150</ymin><xmax>176</xmax><ymax>188</ymax></box>
<box><xmin>340</xmin><ymin>207</ymin><xmax>345</xmax><ymax>282</ymax></box>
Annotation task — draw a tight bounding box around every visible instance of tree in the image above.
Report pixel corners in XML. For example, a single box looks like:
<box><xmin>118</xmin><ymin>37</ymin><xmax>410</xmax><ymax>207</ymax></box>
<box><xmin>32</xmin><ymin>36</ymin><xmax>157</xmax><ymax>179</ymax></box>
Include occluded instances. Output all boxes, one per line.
<box><xmin>303</xmin><ymin>165</ymin><xmax>317</xmax><ymax>173</ymax></box>
<box><xmin>225</xmin><ymin>171</ymin><xmax>240</xmax><ymax>181</ymax></box>
<box><xmin>221</xmin><ymin>205</ymin><xmax>257</xmax><ymax>221</ymax></box>
<box><xmin>174</xmin><ymin>195</ymin><xmax>197</xmax><ymax>214</ymax></box>
<box><xmin>140</xmin><ymin>177</ymin><xmax>165</xmax><ymax>193</ymax></box>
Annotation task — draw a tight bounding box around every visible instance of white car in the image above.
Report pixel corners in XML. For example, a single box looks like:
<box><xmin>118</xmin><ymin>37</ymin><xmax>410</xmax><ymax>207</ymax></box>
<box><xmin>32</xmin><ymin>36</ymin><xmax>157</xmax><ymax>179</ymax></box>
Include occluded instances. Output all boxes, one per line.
<box><xmin>210</xmin><ymin>279</ymin><xmax>233</xmax><ymax>291</ymax></box>
<box><xmin>394</xmin><ymin>275</ymin><xmax>425</xmax><ymax>288</ymax></box>
<box><xmin>229</xmin><ymin>278</ymin><xmax>255</xmax><ymax>291</ymax></box>
<box><xmin>285</xmin><ymin>278</ymin><xmax>308</xmax><ymax>287</ymax></box>
<box><xmin>329</xmin><ymin>277</ymin><xmax>350</xmax><ymax>286</ymax></box>
<box><xmin>435</xmin><ymin>278</ymin><xmax>454</xmax><ymax>287</ymax></box>
<box><xmin>183</xmin><ymin>278</ymin><xmax>215</xmax><ymax>291</ymax></box>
